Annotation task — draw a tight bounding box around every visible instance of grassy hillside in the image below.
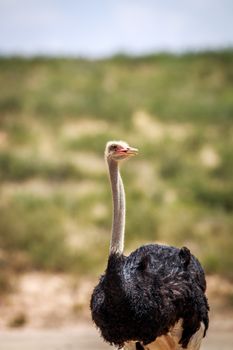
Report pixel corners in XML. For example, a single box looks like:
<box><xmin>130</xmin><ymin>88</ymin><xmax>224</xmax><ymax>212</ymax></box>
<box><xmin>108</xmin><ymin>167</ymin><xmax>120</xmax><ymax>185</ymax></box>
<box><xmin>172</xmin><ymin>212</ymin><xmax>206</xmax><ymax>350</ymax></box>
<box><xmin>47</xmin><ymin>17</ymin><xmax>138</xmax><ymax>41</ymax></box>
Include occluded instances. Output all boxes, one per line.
<box><xmin>0</xmin><ymin>51</ymin><xmax>233</xmax><ymax>291</ymax></box>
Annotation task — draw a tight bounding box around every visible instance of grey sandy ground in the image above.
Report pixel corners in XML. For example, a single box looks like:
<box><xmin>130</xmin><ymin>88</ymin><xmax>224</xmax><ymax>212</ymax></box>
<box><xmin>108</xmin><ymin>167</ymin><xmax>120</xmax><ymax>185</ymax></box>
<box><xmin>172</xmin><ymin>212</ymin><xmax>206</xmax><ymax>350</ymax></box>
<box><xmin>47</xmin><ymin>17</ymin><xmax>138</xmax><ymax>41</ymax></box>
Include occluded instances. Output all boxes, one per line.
<box><xmin>0</xmin><ymin>320</ymin><xmax>232</xmax><ymax>350</ymax></box>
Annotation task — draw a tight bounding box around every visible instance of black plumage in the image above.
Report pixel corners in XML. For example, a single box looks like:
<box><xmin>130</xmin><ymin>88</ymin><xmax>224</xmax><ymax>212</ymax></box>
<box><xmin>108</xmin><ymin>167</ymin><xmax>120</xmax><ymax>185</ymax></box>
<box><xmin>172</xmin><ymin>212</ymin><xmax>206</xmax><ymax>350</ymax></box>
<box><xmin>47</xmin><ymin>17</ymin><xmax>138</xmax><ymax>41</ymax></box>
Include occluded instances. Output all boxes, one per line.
<box><xmin>91</xmin><ymin>244</ymin><xmax>209</xmax><ymax>349</ymax></box>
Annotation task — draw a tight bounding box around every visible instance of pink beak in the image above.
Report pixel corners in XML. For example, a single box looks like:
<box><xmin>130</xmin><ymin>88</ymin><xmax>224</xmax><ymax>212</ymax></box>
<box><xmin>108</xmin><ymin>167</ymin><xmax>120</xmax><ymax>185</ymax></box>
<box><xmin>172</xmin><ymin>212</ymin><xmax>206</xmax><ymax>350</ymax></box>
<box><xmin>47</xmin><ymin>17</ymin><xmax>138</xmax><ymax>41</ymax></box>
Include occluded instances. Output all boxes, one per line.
<box><xmin>118</xmin><ymin>146</ymin><xmax>139</xmax><ymax>156</ymax></box>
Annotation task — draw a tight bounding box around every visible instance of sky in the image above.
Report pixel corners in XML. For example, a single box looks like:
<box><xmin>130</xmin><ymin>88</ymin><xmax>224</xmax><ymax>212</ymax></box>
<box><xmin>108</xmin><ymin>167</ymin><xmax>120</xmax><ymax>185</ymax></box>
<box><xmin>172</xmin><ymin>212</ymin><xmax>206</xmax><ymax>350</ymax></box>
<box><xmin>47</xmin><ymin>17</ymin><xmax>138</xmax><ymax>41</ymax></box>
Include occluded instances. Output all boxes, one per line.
<box><xmin>0</xmin><ymin>0</ymin><xmax>233</xmax><ymax>57</ymax></box>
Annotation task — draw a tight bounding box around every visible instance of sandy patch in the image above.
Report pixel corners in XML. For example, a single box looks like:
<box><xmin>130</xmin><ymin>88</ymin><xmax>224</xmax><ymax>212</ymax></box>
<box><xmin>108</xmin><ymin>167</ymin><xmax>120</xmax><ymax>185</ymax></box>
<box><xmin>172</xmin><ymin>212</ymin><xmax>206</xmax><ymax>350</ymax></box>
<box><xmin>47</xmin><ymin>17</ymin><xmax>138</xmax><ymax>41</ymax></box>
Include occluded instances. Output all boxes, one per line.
<box><xmin>133</xmin><ymin>110</ymin><xmax>193</xmax><ymax>141</ymax></box>
<box><xmin>0</xmin><ymin>131</ymin><xmax>8</xmax><ymax>148</ymax></box>
<box><xmin>69</xmin><ymin>152</ymin><xmax>105</xmax><ymax>175</ymax></box>
<box><xmin>0</xmin><ymin>179</ymin><xmax>103</xmax><ymax>198</ymax></box>
<box><xmin>0</xmin><ymin>273</ymin><xmax>94</xmax><ymax>329</ymax></box>
<box><xmin>61</xmin><ymin>119</ymin><xmax>108</xmax><ymax>139</ymax></box>
<box><xmin>199</xmin><ymin>146</ymin><xmax>220</xmax><ymax>168</ymax></box>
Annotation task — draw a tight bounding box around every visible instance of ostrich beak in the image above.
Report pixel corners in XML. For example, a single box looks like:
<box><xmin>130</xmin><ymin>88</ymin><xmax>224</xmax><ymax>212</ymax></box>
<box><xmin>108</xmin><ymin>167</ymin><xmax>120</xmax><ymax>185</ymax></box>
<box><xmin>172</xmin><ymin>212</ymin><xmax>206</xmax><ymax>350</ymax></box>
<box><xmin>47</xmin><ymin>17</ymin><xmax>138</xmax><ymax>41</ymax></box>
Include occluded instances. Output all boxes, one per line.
<box><xmin>119</xmin><ymin>146</ymin><xmax>139</xmax><ymax>157</ymax></box>
<box><xmin>126</xmin><ymin>147</ymin><xmax>139</xmax><ymax>156</ymax></box>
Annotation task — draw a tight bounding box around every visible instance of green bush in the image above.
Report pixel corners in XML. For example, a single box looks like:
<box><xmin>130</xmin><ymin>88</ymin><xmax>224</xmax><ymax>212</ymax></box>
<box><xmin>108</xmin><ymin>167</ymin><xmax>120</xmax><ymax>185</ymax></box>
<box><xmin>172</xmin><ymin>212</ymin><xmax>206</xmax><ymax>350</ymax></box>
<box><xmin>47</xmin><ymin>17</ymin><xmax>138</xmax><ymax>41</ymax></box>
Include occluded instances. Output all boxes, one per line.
<box><xmin>0</xmin><ymin>152</ymin><xmax>85</xmax><ymax>181</ymax></box>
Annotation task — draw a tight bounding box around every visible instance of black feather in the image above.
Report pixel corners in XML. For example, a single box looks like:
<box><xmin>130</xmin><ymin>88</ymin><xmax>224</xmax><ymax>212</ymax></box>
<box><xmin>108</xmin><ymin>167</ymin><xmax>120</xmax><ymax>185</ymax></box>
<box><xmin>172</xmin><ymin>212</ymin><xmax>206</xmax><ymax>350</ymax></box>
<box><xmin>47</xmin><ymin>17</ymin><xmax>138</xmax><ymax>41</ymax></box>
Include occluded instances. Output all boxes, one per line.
<box><xmin>90</xmin><ymin>244</ymin><xmax>209</xmax><ymax>349</ymax></box>
<box><xmin>179</xmin><ymin>247</ymin><xmax>191</xmax><ymax>268</ymax></box>
<box><xmin>136</xmin><ymin>342</ymin><xmax>144</xmax><ymax>350</ymax></box>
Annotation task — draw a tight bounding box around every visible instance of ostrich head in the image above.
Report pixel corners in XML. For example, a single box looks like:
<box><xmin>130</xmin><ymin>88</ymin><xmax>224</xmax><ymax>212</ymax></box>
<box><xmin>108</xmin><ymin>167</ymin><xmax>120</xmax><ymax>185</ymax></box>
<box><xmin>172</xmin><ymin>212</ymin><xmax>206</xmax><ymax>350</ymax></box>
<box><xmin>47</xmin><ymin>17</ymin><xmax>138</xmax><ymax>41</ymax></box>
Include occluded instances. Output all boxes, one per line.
<box><xmin>105</xmin><ymin>140</ymin><xmax>138</xmax><ymax>162</ymax></box>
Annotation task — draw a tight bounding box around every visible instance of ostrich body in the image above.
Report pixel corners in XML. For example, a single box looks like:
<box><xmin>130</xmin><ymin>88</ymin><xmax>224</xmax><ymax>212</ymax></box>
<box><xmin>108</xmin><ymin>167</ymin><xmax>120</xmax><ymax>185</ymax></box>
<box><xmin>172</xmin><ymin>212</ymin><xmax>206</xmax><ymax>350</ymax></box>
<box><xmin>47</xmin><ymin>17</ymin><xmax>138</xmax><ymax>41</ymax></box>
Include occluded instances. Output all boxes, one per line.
<box><xmin>91</xmin><ymin>141</ymin><xmax>209</xmax><ymax>350</ymax></box>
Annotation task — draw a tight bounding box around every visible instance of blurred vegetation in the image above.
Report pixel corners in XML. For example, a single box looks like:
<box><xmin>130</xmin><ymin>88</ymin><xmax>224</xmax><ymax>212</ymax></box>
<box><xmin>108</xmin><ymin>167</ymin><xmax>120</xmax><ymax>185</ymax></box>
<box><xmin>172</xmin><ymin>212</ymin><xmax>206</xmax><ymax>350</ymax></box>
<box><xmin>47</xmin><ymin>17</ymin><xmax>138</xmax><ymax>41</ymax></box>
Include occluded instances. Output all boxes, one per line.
<box><xmin>0</xmin><ymin>50</ymin><xmax>233</xmax><ymax>290</ymax></box>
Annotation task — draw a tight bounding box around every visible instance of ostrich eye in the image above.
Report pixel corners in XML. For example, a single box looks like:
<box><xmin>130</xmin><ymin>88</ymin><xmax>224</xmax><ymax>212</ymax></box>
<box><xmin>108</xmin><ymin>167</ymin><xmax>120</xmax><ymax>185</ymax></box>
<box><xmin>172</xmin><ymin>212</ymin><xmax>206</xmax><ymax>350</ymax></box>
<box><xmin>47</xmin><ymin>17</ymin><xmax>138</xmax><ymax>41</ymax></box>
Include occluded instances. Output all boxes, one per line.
<box><xmin>109</xmin><ymin>145</ymin><xmax>118</xmax><ymax>152</ymax></box>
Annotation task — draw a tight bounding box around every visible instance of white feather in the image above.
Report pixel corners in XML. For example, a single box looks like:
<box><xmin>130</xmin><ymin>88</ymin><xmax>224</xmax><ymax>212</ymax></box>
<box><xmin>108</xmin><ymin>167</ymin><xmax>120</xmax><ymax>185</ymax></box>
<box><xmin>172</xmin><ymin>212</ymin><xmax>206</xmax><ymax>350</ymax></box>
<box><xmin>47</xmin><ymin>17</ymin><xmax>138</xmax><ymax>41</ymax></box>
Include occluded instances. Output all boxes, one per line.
<box><xmin>124</xmin><ymin>319</ymin><xmax>205</xmax><ymax>350</ymax></box>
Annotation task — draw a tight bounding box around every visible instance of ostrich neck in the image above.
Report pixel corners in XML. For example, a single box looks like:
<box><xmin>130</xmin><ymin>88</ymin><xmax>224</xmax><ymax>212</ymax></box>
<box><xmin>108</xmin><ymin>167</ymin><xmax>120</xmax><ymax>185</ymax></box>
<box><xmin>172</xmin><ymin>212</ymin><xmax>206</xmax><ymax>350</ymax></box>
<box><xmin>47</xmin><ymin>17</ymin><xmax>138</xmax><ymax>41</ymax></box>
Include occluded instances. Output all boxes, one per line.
<box><xmin>108</xmin><ymin>159</ymin><xmax>125</xmax><ymax>255</ymax></box>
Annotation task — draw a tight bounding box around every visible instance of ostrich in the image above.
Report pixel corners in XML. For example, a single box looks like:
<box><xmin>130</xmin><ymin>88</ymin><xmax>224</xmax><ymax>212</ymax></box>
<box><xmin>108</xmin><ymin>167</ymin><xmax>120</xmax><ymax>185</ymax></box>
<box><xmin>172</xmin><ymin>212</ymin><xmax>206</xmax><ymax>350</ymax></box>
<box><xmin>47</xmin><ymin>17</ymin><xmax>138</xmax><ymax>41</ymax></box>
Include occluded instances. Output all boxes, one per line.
<box><xmin>91</xmin><ymin>141</ymin><xmax>209</xmax><ymax>350</ymax></box>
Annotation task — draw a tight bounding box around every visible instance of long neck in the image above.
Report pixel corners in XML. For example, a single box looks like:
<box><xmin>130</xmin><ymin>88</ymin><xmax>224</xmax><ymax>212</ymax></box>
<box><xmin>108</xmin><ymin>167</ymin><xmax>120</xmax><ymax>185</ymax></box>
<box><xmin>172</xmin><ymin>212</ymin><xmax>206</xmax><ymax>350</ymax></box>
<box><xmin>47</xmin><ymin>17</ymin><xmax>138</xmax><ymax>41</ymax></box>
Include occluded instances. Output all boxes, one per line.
<box><xmin>108</xmin><ymin>159</ymin><xmax>126</xmax><ymax>255</ymax></box>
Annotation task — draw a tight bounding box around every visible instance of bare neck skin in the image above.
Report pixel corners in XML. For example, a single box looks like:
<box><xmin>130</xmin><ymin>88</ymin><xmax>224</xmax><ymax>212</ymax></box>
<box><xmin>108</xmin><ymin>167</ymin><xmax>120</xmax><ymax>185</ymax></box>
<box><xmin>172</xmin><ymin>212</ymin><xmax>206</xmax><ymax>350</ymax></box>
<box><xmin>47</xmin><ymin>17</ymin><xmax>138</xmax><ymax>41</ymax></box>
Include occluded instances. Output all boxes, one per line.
<box><xmin>107</xmin><ymin>159</ymin><xmax>125</xmax><ymax>255</ymax></box>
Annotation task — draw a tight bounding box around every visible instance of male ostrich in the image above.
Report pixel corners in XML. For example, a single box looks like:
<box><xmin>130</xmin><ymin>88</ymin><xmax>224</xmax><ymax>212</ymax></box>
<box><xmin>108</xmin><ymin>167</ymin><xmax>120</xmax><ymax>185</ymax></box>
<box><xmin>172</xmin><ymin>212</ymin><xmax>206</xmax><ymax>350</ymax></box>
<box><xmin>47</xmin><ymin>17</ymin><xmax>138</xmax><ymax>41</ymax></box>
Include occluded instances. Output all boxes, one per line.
<box><xmin>91</xmin><ymin>141</ymin><xmax>209</xmax><ymax>350</ymax></box>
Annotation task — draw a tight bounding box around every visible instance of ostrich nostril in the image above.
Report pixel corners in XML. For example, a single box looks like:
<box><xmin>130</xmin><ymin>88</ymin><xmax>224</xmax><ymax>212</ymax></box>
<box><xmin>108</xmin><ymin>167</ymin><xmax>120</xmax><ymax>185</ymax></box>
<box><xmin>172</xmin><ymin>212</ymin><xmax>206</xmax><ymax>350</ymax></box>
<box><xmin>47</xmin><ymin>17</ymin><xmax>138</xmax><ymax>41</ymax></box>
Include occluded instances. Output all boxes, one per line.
<box><xmin>136</xmin><ymin>342</ymin><xmax>144</xmax><ymax>350</ymax></box>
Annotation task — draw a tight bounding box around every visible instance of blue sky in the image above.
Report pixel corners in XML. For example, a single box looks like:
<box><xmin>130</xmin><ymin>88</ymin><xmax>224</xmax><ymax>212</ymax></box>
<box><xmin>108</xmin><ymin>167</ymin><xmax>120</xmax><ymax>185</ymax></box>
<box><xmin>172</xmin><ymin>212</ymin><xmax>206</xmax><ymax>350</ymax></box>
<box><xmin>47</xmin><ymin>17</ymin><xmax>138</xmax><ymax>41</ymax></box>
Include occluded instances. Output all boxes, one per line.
<box><xmin>0</xmin><ymin>0</ymin><xmax>233</xmax><ymax>57</ymax></box>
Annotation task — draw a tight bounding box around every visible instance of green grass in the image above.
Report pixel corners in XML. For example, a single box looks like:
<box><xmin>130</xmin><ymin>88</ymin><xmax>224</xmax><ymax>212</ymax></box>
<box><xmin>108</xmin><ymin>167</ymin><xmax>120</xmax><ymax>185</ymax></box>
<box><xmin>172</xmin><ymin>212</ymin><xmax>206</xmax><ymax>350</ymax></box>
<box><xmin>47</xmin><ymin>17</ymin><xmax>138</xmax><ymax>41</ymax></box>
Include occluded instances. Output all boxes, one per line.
<box><xmin>0</xmin><ymin>152</ymin><xmax>87</xmax><ymax>181</ymax></box>
<box><xmin>0</xmin><ymin>50</ymin><xmax>233</xmax><ymax>288</ymax></box>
